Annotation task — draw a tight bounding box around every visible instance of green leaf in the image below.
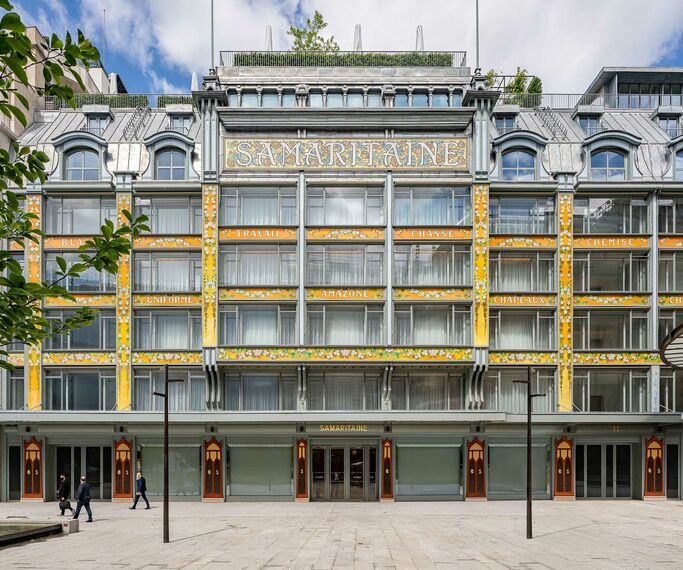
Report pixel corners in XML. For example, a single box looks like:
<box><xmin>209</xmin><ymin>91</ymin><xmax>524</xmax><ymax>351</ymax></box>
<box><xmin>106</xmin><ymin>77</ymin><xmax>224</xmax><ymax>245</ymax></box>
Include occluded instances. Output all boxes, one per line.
<box><xmin>0</xmin><ymin>12</ymin><xmax>25</xmax><ymax>34</ymax></box>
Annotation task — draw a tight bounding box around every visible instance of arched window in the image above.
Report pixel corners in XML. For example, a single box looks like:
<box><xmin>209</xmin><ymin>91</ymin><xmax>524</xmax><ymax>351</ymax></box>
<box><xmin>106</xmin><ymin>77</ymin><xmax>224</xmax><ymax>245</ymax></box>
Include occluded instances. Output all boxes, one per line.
<box><xmin>156</xmin><ymin>148</ymin><xmax>186</xmax><ymax>181</ymax></box>
<box><xmin>65</xmin><ymin>149</ymin><xmax>99</xmax><ymax>181</ymax></box>
<box><xmin>591</xmin><ymin>150</ymin><xmax>625</xmax><ymax>181</ymax></box>
<box><xmin>501</xmin><ymin>149</ymin><xmax>535</xmax><ymax>181</ymax></box>
<box><xmin>675</xmin><ymin>150</ymin><xmax>683</xmax><ymax>179</ymax></box>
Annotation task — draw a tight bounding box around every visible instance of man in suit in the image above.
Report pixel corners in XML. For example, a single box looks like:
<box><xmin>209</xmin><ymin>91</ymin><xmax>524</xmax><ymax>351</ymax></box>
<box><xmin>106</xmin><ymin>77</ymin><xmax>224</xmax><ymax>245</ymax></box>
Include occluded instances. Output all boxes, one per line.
<box><xmin>72</xmin><ymin>475</ymin><xmax>93</xmax><ymax>522</ymax></box>
<box><xmin>57</xmin><ymin>474</ymin><xmax>73</xmax><ymax>516</ymax></box>
<box><xmin>129</xmin><ymin>471</ymin><xmax>150</xmax><ymax>510</ymax></box>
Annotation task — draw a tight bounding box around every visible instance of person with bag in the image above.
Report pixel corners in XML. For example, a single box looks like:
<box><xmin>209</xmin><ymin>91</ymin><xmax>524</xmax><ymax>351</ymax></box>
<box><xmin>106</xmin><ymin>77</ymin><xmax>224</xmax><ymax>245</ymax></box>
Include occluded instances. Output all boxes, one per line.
<box><xmin>129</xmin><ymin>471</ymin><xmax>150</xmax><ymax>510</ymax></box>
<box><xmin>57</xmin><ymin>474</ymin><xmax>73</xmax><ymax>516</ymax></box>
<box><xmin>72</xmin><ymin>475</ymin><xmax>93</xmax><ymax>523</ymax></box>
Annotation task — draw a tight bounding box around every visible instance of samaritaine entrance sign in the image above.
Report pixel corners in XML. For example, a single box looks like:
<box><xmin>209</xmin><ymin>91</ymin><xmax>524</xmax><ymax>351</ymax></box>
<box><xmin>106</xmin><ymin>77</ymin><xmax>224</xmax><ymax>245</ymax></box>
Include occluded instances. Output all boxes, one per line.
<box><xmin>224</xmin><ymin>138</ymin><xmax>468</xmax><ymax>170</ymax></box>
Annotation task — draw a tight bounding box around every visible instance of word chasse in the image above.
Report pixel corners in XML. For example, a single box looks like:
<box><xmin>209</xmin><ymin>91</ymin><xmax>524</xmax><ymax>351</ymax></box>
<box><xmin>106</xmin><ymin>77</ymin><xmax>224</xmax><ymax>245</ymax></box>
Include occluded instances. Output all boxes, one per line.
<box><xmin>225</xmin><ymin>138</ymin><xmax>468</xmax><ymax>170</ymax></box>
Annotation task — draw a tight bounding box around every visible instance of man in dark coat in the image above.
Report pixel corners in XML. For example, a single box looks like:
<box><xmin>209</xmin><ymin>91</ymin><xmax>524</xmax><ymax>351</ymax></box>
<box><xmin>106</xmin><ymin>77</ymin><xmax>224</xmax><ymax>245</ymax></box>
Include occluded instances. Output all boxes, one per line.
<box><xmin>57</xmin><ymin>474</ymin><xmax>73</xmax><ymax>516</ymax></box>
<box><xmin>72</xmin><ymin>475</ymin><xmax>93</xmax><ymax>522</ymax></box>
<box><xmin>129</xmin><ymin>471</ymin><xmax>150</xmax><ymax>510</ymax></box>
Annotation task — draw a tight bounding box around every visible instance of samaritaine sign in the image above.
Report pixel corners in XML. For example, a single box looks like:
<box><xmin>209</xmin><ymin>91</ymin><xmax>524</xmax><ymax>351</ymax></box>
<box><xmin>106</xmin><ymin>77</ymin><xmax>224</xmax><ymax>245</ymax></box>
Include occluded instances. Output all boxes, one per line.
<box><xmin>224</xmin><ymin>138</ymin><xmax>468</xmax><ymax>170</ymax></box>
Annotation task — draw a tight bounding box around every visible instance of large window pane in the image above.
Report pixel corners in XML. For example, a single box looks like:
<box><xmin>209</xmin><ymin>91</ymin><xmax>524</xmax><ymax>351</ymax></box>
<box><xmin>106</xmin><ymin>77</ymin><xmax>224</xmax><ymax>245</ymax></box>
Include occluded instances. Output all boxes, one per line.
<box><xmin>141</xmin><ymin>446</ymin><xmax>201</xmax><ymax>496</ymax></box>
<box><xmin>229</xmin><ymin>447</ymin><xmax>291</xmax><ymax>496</ymax></box>
<box><xmin>396</xmin><ymin>446</ymin><xmax>460</xmax><ymax>496</ymax></box>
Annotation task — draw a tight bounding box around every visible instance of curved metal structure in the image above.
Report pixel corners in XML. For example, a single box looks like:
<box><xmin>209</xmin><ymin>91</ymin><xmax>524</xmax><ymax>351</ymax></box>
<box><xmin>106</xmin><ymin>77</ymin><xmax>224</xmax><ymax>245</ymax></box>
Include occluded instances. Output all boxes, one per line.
<box><xmin>660</xmin><ymin>322</ymin><xmax>683</xmax><ymax>369</ymax></box>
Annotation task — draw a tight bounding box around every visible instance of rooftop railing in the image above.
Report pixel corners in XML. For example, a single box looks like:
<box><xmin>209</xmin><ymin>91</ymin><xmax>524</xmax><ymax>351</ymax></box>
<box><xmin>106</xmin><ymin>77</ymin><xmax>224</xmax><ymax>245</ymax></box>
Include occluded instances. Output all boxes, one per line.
<box><xmin>219</xmin><ymin>50</ymin><xmax>467</xmax><ymax>68</ymax></box>
<box><xmin>494</xmin><ymin>92</ymin><xmax>683</xmax><ymax>110</ymax></box>
<box><xmin>42</xmin><ymin>93</ymin><xmax>194</xmax><ymax>110</ymax></box>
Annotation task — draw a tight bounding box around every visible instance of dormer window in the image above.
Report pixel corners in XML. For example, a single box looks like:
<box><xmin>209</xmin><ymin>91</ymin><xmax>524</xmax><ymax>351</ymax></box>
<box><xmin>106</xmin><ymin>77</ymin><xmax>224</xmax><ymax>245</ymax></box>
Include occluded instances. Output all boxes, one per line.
<box><xmin>501</xmin><ymin>149</ymin><xmax>535</xmax><ymax>181</ymax></box>
<box><xmin>658</xmin><ymin>116</ymin><xmax>680</xmax><ymax>138</ymax></box>
<box><xmin>591</xmin><ymin>150</ymin><xmax>625</xmax><ymax>181</ymax></box>
<box><xmin>85</xmin><ymin>115</ymin><xmax>108</xmax><ymax>136</ymax></box>
<box><xmin>65</xmin><ymin>148</ymin><xmax>99</xmax><ymax>181</ymax></box>
<box><xmin>579</xmin><ymin>116</ymin><xmax>601</xmax><ymax>136</ymax></box>
<box><xmin>156</xmin><ymin>148</ymin><xmax>186</xmax><ymax>181</ymax></box>
<box><xmin>168</xmin><ymin>114</ymin><xmax>192</xmax><ymax>134</ymax></box>
<box><xmin>495</xmin><ymin>115</ymin><xmax>515</xmax><ymax>135</ymax></box>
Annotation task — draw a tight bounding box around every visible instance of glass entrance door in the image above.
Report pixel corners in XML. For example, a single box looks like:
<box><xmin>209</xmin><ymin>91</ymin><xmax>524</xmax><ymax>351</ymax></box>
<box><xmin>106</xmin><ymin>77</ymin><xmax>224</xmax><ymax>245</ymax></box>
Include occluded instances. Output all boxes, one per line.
<box><xmin>575</xmin><ymin>443</ymin><xmax>632</xmax><ymax>499</ymax></box>
<box><xmin>55</xmin><ymin>445</ymin><xmax>112</xmax><ymax>500</ymax></box>
<box><xmin>310</xmin><ymin>445</ymin><xmax>377</xmax><ymax>501</ymax></box>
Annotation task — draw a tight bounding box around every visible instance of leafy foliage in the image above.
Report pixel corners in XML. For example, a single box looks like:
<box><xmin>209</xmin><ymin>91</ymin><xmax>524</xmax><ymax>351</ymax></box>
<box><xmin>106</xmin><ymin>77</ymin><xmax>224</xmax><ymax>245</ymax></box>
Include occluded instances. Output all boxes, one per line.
<box><xmin>0</xmin><ymin>1</ymin><xmax>149</xmax><ymax>369</ymax></box>
<box><xmin>233</xmin><ymin>51</ymin><xmax>454</xmax><ymax>67</ymax></box>
<box><xmin>287</xmin><ymin>11</ymin><xmax>339</xmax><ymax>53</ymax></box>
<box><xmin>486</xmin><ymin>67</ymin><xmax>543</xmax><ymax>106</ymax></box>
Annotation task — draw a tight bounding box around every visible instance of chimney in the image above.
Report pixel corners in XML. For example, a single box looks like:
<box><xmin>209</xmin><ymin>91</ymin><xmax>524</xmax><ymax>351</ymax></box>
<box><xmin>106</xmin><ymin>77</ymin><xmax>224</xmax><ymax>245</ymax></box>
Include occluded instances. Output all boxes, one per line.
<box><xmin>191</xmin><ymin>71</ymin><xmax>199</xmax><ymax>92</ymax></box>
<box><xmin>353</xmin><ymin>24</ymin><xmax>362</xmax><ymax>52</ymax></box>
<box><xmin>415</xmin><ymin>25</ymin><xmax>424</xmax><ymax>51</ymax></box>
<box><xmin>108</xmin><ymin>72</ymin><xmax>118</xmax><ymax>94</ymax></box>
<box><xmin>265</xmin><ymin>25</ymin><xmax>273</xmax><ymax>51</ymax></box>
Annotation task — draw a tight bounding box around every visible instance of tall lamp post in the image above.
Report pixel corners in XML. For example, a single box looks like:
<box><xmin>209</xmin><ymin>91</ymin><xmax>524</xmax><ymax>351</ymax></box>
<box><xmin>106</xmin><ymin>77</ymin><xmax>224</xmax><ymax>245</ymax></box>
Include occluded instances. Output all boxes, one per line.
<box><xmin>513</xmin><ymin>366</ymin><xmax>545</xmax><ymax>539</ymax></box>
<box><xmin>153</xmin><ymin>364</ymin><xmax>183</xmax><ymax>544</ymax></box>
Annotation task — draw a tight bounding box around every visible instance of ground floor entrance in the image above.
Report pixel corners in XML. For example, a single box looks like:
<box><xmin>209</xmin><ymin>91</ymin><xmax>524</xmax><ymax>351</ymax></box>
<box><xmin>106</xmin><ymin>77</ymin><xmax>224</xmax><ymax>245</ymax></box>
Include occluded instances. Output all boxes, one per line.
<box><xmin>53</xmin><ymin>445</ymin><xmax>112</xmax><ymax>501</ymax></box>
<box><xmin>575</xmin><ymin>443</ymin><xmax>632</xmax><ymax>499</ymax></box>
<box><xmin>311</xmin><ymin>445</ymin><xmax>377</xmax><ymax>501</ymax></box>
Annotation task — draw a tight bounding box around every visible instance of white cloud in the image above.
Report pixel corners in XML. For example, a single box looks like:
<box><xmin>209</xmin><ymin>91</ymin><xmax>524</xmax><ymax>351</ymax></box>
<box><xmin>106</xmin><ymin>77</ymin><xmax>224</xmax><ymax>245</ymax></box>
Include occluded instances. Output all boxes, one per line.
<box><xmin>15</xmin><ymin>0</ymin><xmax>683</xmax><ymax>93</ymax></box>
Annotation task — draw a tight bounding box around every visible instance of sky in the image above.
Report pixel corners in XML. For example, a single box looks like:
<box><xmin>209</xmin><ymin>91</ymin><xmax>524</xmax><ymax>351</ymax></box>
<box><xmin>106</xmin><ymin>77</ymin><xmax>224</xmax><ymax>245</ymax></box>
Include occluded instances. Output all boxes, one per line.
<box><xmin>13</xmin><ymin>0</ymin><xmax>683</xmax><ymax>94</ymax></box>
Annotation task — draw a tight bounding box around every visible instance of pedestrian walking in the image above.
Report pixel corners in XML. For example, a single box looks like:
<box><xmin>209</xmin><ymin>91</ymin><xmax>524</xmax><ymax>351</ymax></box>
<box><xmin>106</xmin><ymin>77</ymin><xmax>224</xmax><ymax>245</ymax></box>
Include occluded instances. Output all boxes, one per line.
<box><xmin>57</xmin><ymin>474</ymin><xmax>73</xmax><ymax>516</ymax></box>
<box><xmin>72</xmin><ymin>475</ymin><xmax>93</xmax><ymax>522</ymax></box>
<box><xmin>129</xmin><ymin>471</ymin><xmax>150</xmax><ymax>510</ymax></box>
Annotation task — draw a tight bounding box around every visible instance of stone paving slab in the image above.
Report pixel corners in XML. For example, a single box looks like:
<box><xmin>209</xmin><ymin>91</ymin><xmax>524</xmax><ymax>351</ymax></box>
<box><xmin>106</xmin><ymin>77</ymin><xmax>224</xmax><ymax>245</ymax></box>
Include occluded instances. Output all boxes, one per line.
<box><xmin>0</xmin><ymin>500</ymin><xmax>681</xmax><ymax>569</ymax></box>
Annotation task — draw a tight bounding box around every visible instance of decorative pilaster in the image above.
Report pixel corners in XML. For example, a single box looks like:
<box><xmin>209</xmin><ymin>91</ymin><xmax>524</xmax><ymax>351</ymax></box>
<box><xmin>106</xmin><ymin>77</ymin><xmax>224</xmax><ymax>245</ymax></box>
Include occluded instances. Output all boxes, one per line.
<box><xmin>22</xmin><ymin>437</ymin><xmax>42</xmax><ymax>499</ymax></box>
<box><xmin>380</xmin><ymin>438</ymin><xmax>394</xmax><ymax>499</ymax></box>
<box><xmin>202</xmin><ymin>184</ymin><xmax>219</xmax><ymax>347</ymax></box>
<box><xmin>557</xmin><ymin>191</ymin><xmax>574</xmax><ymax>412</ymax></box>
<box><xmin>466</xmin><ymin>438</ymin><xmax>486</xmax><ymax>498</ymax></box>
<box><xmin>203</xmin><ymin>438</ymin><xmax>223</xmax><ymax>500</ymax></box>
<box><xmin>26</xmin><ymin>193</ymin><xmax>42</xmax><ymax>410</ymax></box>
<box><xmin>554</xmin><ymin>436</ymin><xmax>573</xmax><ymax>498</ymax></box>
<box><xmin>295</xmin><ymin>439</ymin><xmax>308</xmax><ymax>500</ymax></box>
<box><xmin>116</xmin><ymin>191</ymin><xmax>132</xmax><ymax>410</ymax></box>
<box><xmin>113</xmin><ymin>437</ymin><xmax>133</xmax><ymax>499</ymax></box>
<box><xmin>644</xmin><ymin>435</ymin><xmax>664</xmax><ymax>497</ymax></box>
<box><xmin>472</xmin><ymin>184</ymin><xmax>489</xmax><ymax>347</ymax></box>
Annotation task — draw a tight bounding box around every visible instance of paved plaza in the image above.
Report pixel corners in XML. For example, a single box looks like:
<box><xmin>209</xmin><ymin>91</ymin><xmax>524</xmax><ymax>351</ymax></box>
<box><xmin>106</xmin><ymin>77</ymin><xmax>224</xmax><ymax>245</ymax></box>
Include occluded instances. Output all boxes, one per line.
<box><xmin>0</xmin><ymin>500</ymin><xmax>682</xmax><ymax>569</ymax></box>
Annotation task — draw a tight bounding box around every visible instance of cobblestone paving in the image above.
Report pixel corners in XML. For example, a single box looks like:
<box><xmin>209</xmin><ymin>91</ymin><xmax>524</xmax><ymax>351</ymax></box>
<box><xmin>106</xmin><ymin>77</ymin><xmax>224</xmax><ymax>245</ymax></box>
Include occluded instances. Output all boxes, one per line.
<box><xmin>0</xmin><ymin>500</ymin><xmax>681</xmax><ymax>569</ymax></box>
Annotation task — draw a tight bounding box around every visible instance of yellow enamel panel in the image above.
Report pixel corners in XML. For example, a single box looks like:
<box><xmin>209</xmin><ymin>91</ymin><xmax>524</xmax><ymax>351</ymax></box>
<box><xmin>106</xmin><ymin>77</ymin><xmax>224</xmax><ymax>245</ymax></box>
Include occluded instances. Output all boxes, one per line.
<box><xmin>116</xmin><ymin>193</ymin><xmax>132</xmax><ymax>411</ymax></box>
<box><xmin>43</xmin><ymin>236</ymin><xmax>91</xmax><ymax>250</ymax></box>
<box><xmin>219</xmin><ymin>288</ymin><xmax>298</xmax><ymax>301</ymax></box>
<box><xmin>489</xmin><ymin>352</ymin><xmax>559</xmax><ymax>365</ymax></box>
<box><xmin>218</xmin><ymin>347</ymin><xmax>474</xmax><ymax>363</ymax></box>
<box><xmin>658</xmin><ymin>237</ymin><xmax>683</xmax><ymax>250</ymax></box>
<box><xmin>306</xmin><ymin>228</ymin><xmax>384</xmax><ymax>241</ymax></box>
<box><xmin>305</xmin><ymin>288</ymin><xmax>385</xmax><ymax>301</ymax></box>
<box><xmin>393</xmin><ymin>227</ymin><xmax>472</xmax><ymax>241</ymax></box>
<box><xmin>393</xmin><ymin>288</ymin><xmax>472</xmax><ymax>301</ymax></box>
<box><xmin>9</xmin><ymin>240</ymin><xmax>23</xmax><ymax>251</ymax></box>
<box><xmin>133</xmin><ymin>293</ymin><xmax>201</xmax><ymax>307</ymax></box>
<box><xmin>202</xmin><ymin>185</ymin><xmax>218</xmax><ymax>347</ymax></box>
<box><xmin>574</xmin><ymin>294</ymin><xmax>650</xmax><ymax>307</ymax></box>
<box><xmin>558</xmin><ymin>193</ymin><xmax>573</xmax><ymax>413</ymax></box>
<box><xmin>8</xmin><ymin>353</ymin><xmax>24</xmax><ymax>367</ymax></box>
<box><xmin>472</xmin><ymin>184</ymin><xmax>489</xmax><ymax>347</ymax></box>
<box><xmin>490</xmin><ymin>294</ymin><xmax>557</xmax><ymax>307</ymax></box>
<box><xmin>489</xmin><ymin>236</ymin><xmax>557</xmax><ymax>249</ymax></box>
<box><xmin>573</xmin><ymin>236</ymin><xmax>649</xmax><ymax>249</ymax></box>
<box><xmin>659</xmin><ymin>294</ymin><xmax>683</xmax><ymax>307</ymax></box>
<box><xmin>26</xmin><ymin>194</ymin><xmax>41</xmax><ymax>410</ymax></box>
<box><xmin>224</xmin><ymin>138</ymin><xmax>468</xmax><ymax>170</ymax></box>
<box><xmin>134</xmin><ymin>235</ymin><xmax>202</xmax><ymax>249</ymax></box>
<box><xmin>42</xmin><ymin>352</ymin><xmax>117</xmax><ymax>366</ymax></box>
<box><xmin>132</xmin><ymin>352</ymin><xmax>203</xmax><ymax>365</ymax></box>
<box><xmin>44</xmin><ymin>294</ymin><xmax>116</xmax><ymax>308</ymax></box>
<box><xmin>574</xmin><ymin>352</ymin><xmax>662</xmax><ymax>366</ymax></box>
<box><xmin>219</xmin><ymin>227</ymin><xmax>297</xmax><ymax>241</ymax></box>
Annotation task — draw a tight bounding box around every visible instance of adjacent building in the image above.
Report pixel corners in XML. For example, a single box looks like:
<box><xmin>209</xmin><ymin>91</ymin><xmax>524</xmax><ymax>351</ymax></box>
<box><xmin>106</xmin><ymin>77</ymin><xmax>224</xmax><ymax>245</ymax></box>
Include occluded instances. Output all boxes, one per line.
<box><xmin>0</xmin><ymin>50</ymin><xmax>681</xmax><ymax>503</ymax></box>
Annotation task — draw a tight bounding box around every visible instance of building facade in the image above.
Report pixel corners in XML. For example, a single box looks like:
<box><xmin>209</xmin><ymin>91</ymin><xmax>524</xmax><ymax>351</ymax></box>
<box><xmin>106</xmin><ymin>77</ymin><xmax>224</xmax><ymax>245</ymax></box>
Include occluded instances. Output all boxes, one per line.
<box><xmin>0</xmin><ymin>54</ymin><xmax>681</xmax><ymax>503</ymax></box>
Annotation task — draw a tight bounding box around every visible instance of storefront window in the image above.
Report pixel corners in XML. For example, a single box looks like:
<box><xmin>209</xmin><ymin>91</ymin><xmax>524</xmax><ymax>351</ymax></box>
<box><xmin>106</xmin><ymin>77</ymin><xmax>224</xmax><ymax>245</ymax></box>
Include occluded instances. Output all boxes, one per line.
<box><xmin>133</xmin><ymin>309</ymin><xmax>202</xmax><ymax>350</ymax></box>
<box><xmin>396</xmin><ymin>445</ymin><xmax>461</xmax><ymax>496</ymax></box>
<box><xmin>394</xmin><ymin>305</ymin><xmax>471</xmax><ymax>346</ymax></box>
<box><xmin>482</xmin><ymin>369</ymin><xmax>555</xmax><ymax>412</ymax></box>
<box><xmin>140</xmin><ymin>445</ymin><xmax>201</xmax><ymax>496</ymax></box>
<box><xmin>133</xmin><ymin>368</ymin><xmax>206</xmax><ymax>411</ymax></box>
<box><xmin>44</xmin><ymin>310</ymin><xmax>115</xmax><ymax>350</ymax></box>
<box><xmin>390</xmin><ymin>373</ymin><xmax>463</xmax><ymax>410</ymax></box>
<box><xmin>488</xmin><ymin>444</ymin><xmax>549</xmax><ymax>497</ymax></box>
<box><xmin>228</xmin><ymin>446</ymin><xmax>292</xmax><ymax>496</ymax></box>
<box><xmin>44</xmin><ymin>369</ymin><xmax>116</xmax><ymax>411</ymax></box>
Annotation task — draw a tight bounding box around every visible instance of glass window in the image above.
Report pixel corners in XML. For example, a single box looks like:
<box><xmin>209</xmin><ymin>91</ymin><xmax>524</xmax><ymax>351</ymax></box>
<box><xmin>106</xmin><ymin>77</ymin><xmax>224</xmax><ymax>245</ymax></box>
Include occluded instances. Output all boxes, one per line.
<box><xmin>326</xmin><ymin>91</ymin><xmax>343</xmax><ymax>107</ymax></box>
<box><xmin>220</xmin><ymin>187</ymin><xmax>297</xmax><ymax>226</ymax></box>
<box><xmin>260</xmin><ymin>92</ymin><xmax>279</xmax><ymax>107</ymax></box>
<box><xmin>45</xmin><ymin>310</ymin><xmax>115</xmax><ymax>350</ymax></box>
<box><xmin>393</xmin><ymin>244</ymin><xmax>470</xmax><ymax>286</ymax></box>
<box><xmin>219</xmin><ymin>245</ymin><xmax>296</xmax><ymax>286</ymax></box>
<box><xmin>494</xmin><ymin>115</ymin><xmax>515</xmax><ymax>134</ymax></box>
<box><xmin>573</xmin><ymin>251</ymin><xmax>648</xmax><ymax>292</ymax></box>
<box><xmin>431</xmin><ymin>92</ymin><xmax>449</xmax><ymax>108</ymax></box>
<box><xmin>307</xmin><ymin>372</ymin><xmax>380</xmax><ymax>411</ymax></box>
<box><xmin>309</xmin><ymin>91</ymin><xmax>323</xmax><ymax>107</ymax></box>
<box><xmin>281</xmin><ymin>92</ymin><xmax>296</xmax><ymax>107</ymax></box>
<box><xmin>366</xmin><ymin>91</ymin><xmax>382</xmax><ymax>107</ymax></box>
<box><xmin>658</xmin><ymin>117</ymin><xmax>679</xmax><ymax>138</ymax></box>
<box><xmin>659</xmin><ymin>310</ymin><xmax>683</xmax><ymax>345</ymax></box>
<box><xmin>396</xmin><ymin>446</ymin><xmax>461</xmax><ymax>496</ymax></box>
<box><xmin>223</xmin><ymin>372</ymin><xmax>297</xmax><ymax>411</ymax></box>
<box><xmin>133</xmin><ymin>309</ymin><xmax>201</xmax><ymax>350</ymax></box>
<box><xmin>169</xmin><ymin>114</ymin><xmax>192</xmax><ymax>133</ymax></box>
<box><xmin>6</xmin><ymin>368</ymin><xmax>24</xmax><ymax>410</ymax></box>
<box><xmin>241</xmin><ymin>93</ymin><xmax>258</xmax><ymax>107</ymax></box>
<box><xmin>660</xmin><ymin>368</ymin><xmax>683</xmax><ymax>412</ymax></box>
<box><xmin>219</xmin><ymin>304</ymin><xmax>296</xmax><ymax>346</ymax></box>
<box><xmin>482</xmin><ymin>369</ymin><xmax>555</xmax><ymax>412</ymax></box>
<box><xmin>44</xmin><ymin>369</ymin><xmax>115</xmax><ymax>411</ymax></box>
<box><xmin>346</xmin><ymin>92</ymin><xmax>364</xmax><ymax>108</ymax></box>
<box><xmin>573</xmin><ymin>369</ymin><xmax>647</xmax><ymax>412</ymax></box>
<box><xmin>659</xmin><ymin>252</ymin><xmax>683</xmax><ymax>292</ymax></box>
<box><xmin>394</xmin><ymin>305</ymin><xmax>471</xmax><ymax>346</ymax></box>
<box><xmin>676</xmin><ymin>152</ymin><xmax>683</xmax><ymax>181</ymax></box>
<box><xmin>412</xmin><ymin>92</ymin><xmax>428</xmax><ymax>107</ymax></box>
<box><xmin>228</xmin><ymin>446</ymin><xmax>292</xmax><ymax>496</ymax></box>
<box><xmin>488</xmin><ymin>445</ymin><xmax>549</xmax><ymax>497</ymax></box>
<box><xmin>156</xmin><ymin>148</ymin><xmax>186</xmax><ymax>181</ymax></box>
<box><xmin>86</xmin><ymin>115</ymin><xmax>108</xmax><ymax>135</ymax></box>
<box><xmin>306</xmin><ymin>305</ymin><xmax>383</xmax><ymax>346</ymax></box>
<box><xmin>65</xmin><ymin>149</ymin><xmax>99</xmax><ymax>181</ymax></box>
<box><xmin>489</xmin><ymin>196</ymin><xmax>555</xmax><ymax>234</ymax></box>
<box><xmin>394</xmin><ymin>186</ymin><xmax>471</xmax><ymax>226</ymax></box>
<box><xmin>490</xmin><ymin>310</ymin><xmax>555</xmax><ymax>350</ymax></box>
<box><xmin>391</xmin><ymin>372</ymin><xmax>464</xmax><ymax>411</ymax></box>
<box><xmin>573</xmin><ymin>309</ymin><xmax>648</xmax><ymax>350</ymax></box>
<box><xmin>578</xmin><ymin>116</ymin><xmax>601</xmax><ymax>136</ymax></box>
<box><xmin>306</xmin><ymin>244</ymin><xmax>383</xmax><ymax>286</ymax></box>
<box><xmin>307</xmin><ymin>187</ymin><xmax>383</xmax><ymax>226</ymax></box>
<box><xmin>140</xmin><ymin>445</ymin><xmax>201</xmax><ymax>496</ymax></box>
<box><xmin>45</xmin><ymin>196</ymin><xmax>115</xmax><ymax>234</ymax></box>
<box><xmin>134</xmin><ymin>252</ymin><xmax>201</xmax><ymax>292</ymax></box>
<box><xmin>45</xmin><ymin>252</ymin><xmax>115</xmax><ymax>292</ymax></box>
<box><xmin>591</xmin><ymin>150</ymin><xmax>625</xmax><ymax>181</ymax></box>
<box><xmin>501</xmin><ymin>150</ymin><xmax>535</xmax><ymax>181</ymax></box>
<box><xmin>394</xmin><ymin>92</ymin><xmax>409</xmax><ymax>107</ymax></box>
<box><xmin>573</xmin><ymin>196</ymin><xmax>647</xmax><ymax>234</ymax></box>
<box><xmin>133</xmin><ymin>368</ymin><xmax>205</xmax><ymax>411</ymax></box>
<box><xmin>134</xmin><ymin>196</ymin><xmax>201</xmax><ymax>234</ymax></box>
<box><xmin>490</xmin><ymin>251</ymin><xmax>555</xmax><ymax>292</ymax></box>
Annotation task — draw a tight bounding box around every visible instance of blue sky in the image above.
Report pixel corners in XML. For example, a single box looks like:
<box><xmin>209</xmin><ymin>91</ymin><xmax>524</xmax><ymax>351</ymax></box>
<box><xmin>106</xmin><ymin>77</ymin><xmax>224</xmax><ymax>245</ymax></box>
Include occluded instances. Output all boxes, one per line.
<box><xmin>13</xmin><ymin>0</ymin><xmax>683</xmax><ymax>94</ymax></box>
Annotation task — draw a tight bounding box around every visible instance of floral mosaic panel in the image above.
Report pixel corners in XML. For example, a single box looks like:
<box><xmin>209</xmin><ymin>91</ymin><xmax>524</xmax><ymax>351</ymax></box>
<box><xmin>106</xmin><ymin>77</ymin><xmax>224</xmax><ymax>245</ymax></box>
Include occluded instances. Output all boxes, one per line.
<box><xmin>305</xmin><ymin>288</ymin><xmax>385</xmax><ymax>301</ymax></box>
<box><xmin>202</xmin><ymin>185</ymin><xmax>219</xmax><ymax>347</ymax></box>
<box><xmin>574</xmin><ymin>294</ymin><xmax>650</xmax><ymax>307</ymax></box>
<box><xmin>26</xmin><ymin>194</ymin><xmax>42</xmax><ymax>410</ymax></box>
<box><xmin>573</xmin><ymin>236</ymin><xmax>649</xmax><ymax>249</ymax></box>
<box><xmin>132</xmin><ymin>352</ymin><xmax>203</xmax><ymax>365</ymax></box>
<box><xmin>306</xmin><ymin>228</ymin><xmax>384</xmax><ymax>241</ymax></box>
<box><xmin>393</xmin><ymin>288</ymin><xmax>472</xmax><ymax>301</ymax></box>
<box><xmin>472</xmin><ymin>184</ymin><xmax>489</xmax><ymax>347</ymax></box>
<box><xmin>116</xmin><ymin>192</ymin><xmax>132</xmax><ymax>411</ymax></box>
<box><xmin>43</xmin><ymin>236</ymin><xmax>91</xmax><ymax>250</ymax></box>
<box><xmin>659</xmin><ymin>295</ymin><xmax>683</xmax><ymax>307</ymax></box>
<box><xmin>558</xmin><ymin>193</ymin><xmax>573</xmax><ymax>413</ymax></box>
<box><xmin>132</xmin><ymin>293</ymin><xmax>201</xmax><ymax>307</ymax></box>
<box><xmin>658</xmin><ymin>237</ymin><xmax>683</xmax><ymax>250</ymax></box>
<box><xmin>574</xmin><ymin>352</ymin><xmax>662</xmax><ymax>366</ymax></box>
<box><xmin>489</xmin><ymin>236</ymin><xmax>557</xmax><ymax>249</ymax></box>
<box><xmin>44</xmin><ymin>294</ymin><xmax>116</xmax><ymax>307</ymax></box>
<box><xmin>8</xmin><ymin>353</ymin><xmax>24</xmax><ymax>367</ymax></box>
<box><xmin>393</xmin><ymin>227</ymin><xmax>472</xmax><ymax>241</ymax></box>
<box><xmin>489</xmin><ymin>352</ymin><xmax>559</xmax><ymax>365</ymax></box>
<box><xmin>133</xmin><ymin>235</ymin><xmax>202</xmax><ymax>249</ymax></box>
<box><xmin>219</xmin><ymin>288</ymin><xmax>298</xmax><ymax>301</ymax></box>
<box><xmin>218</xmin><ymin>347</ymin><xmax>474</xmax><ymax>363</ymax></box>
<box><xmin>42</xmin><ymin>352</ymin><xmax>117</xmax><ymax>366</ymax></box>
<box><xmin>489</xmin><ymin>294</ymin><xmax>557</xmax><ymax>307</ymax></box>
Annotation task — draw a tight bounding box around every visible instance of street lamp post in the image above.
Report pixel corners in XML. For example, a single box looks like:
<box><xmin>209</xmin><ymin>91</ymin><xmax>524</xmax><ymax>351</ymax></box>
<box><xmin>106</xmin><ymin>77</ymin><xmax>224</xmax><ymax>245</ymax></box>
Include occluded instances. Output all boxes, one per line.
<box><xmin>153</xmin><ymin>364</ymin><xmax>183</xmax><ymax>544</ymax></box>
<box><xmin>513</xmin><ymin>366</ymin><xmax>545</xmax><ymax>540</ymax></box>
